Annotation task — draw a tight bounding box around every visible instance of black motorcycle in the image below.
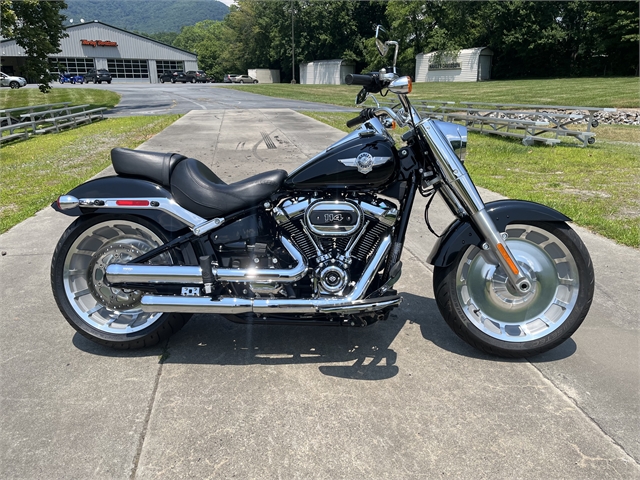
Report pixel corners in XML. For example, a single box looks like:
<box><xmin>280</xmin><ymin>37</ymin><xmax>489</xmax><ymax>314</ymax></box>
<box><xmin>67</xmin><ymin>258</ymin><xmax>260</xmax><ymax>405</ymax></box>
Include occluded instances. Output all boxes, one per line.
<box><xmin>50</xmin><ymin>27</ymin><xmax>594</xmax><ymax>357</ymax></box>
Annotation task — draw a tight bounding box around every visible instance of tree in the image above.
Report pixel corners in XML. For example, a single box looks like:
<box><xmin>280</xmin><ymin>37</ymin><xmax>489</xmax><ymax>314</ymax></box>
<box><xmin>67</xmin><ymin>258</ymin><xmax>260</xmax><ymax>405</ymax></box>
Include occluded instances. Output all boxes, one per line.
<box><xmin>173</xmin><ymin>20</ymin><xmax>232</xmax><ymax>81</ymax></box>
<box><xmin>1</xmin><ymin>0</ymin><xmax>68</xmax><ymax>92</ymax></box>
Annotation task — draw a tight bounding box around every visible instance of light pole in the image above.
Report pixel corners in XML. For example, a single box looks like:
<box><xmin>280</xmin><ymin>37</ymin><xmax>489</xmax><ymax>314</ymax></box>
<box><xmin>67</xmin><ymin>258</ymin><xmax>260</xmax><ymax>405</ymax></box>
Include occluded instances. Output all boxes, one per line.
<box><xmin>291</xmin><ymin>0</ymin><xmax>295</xmax><ymax>83</ymax></box>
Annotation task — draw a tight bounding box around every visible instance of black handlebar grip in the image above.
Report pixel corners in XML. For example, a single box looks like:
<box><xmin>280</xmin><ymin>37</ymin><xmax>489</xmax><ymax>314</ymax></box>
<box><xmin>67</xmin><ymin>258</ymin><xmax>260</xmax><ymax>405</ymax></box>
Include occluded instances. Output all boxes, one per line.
<box><xmin>346</xmin><ymin>115</ymin><xmax>365</xmax><ymax>128</ymax></box>
<box><xmin>345</xmin><ymin>73</ymin><xmax>374</xmax><ymax>86</ymax></box>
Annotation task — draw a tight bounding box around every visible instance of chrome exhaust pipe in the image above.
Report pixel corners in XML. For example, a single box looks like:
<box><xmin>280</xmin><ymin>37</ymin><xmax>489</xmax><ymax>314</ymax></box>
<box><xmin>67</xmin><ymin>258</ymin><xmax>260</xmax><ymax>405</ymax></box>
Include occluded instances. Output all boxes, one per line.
<box><xmin>139</xmin><ymin>294</ymin><xmax>401</xmax><ymax>315</ymax></box>
<box><xmin>106</xmin><ymin>236</ymin><xmax>307</xmax><ymax>285</ymax></box>
<box><xmin>139</xmin><ymin>236</ymin><xmax>395</xmax><ymax>315</ymax></box>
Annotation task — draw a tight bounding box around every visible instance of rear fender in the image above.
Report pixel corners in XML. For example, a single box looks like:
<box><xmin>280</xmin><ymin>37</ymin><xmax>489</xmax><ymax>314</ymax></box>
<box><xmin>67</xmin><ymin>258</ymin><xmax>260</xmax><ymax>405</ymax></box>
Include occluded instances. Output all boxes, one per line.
<box><xmin>51</xmin><ymin>176</ymin><xmax>197</xmax><ymax>232</ymax></box>
<box><xmin>427</xmin><ymin>199</ymin><xmax>571</xmax><ymax>267</ymax></box>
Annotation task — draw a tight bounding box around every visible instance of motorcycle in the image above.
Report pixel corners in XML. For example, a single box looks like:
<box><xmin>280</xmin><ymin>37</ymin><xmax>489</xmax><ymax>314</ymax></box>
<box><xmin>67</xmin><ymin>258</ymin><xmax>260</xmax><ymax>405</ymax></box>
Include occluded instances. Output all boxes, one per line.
<box><xmin>50</xmin><ymin>27</ymin><xmax>594</xmax><ymax>357</ymax></box>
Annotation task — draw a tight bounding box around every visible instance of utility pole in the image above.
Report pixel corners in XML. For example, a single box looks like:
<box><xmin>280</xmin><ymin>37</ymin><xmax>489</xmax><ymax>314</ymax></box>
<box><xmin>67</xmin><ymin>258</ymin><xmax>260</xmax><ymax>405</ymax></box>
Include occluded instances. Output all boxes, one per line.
<box><xmin>291</xmin><ymin>0</ymin><xmax>296</xmax><ymax>83</ymax></box>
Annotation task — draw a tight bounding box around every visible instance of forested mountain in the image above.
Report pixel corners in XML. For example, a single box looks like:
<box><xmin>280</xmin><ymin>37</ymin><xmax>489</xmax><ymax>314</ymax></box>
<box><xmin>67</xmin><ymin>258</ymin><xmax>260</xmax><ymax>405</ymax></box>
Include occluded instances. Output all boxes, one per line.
<box><xmin>63</xmin><ymin>0</ymin><xmax>228</xmax><ymax>33</ymax></box>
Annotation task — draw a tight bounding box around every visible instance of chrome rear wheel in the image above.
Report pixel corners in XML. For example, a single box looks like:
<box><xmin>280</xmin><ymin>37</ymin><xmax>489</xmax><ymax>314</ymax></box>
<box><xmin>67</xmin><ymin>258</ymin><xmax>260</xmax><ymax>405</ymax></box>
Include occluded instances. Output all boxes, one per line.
<box><xmin>52</xmin><ymin>215</ymin><xmax>191</xmax><ymax>348</ymax></box>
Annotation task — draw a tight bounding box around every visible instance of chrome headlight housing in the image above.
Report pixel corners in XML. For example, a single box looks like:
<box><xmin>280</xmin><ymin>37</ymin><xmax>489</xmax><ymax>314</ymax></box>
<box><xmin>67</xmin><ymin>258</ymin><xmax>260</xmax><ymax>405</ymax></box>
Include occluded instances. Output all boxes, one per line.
<box><xmin>433</xmin><ymin>120</ymin><xmax>467</xmax><ymax>163</ymax></box>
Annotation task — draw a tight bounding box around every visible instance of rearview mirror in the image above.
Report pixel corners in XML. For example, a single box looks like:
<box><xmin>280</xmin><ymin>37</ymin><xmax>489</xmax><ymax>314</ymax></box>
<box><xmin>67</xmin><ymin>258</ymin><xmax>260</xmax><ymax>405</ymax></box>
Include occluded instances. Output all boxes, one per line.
<box><xmin>374</xmin><ymin>25</ymin><xmax>399</xmax><ymax>73</ymax></box>
<box><xmin>375</xmin><ymin>26</ymin><xmax>389</xmax><ymax>56</ymax></box>
<box><xmin>356</xmin><ymin>88</ymin><xmax>368</xmax><ymax>105</ymax></box>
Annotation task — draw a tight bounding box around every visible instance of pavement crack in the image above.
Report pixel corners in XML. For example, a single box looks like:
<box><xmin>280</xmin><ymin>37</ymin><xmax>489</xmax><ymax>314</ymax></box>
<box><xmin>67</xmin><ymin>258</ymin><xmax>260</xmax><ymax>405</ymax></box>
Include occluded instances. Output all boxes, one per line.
<box><xmin>528</xmin><ymin>362</ymin><xmax>640</xmax><ymax>467</ymax></box>
<box><xmin>129</xmin><ymin>343</ymin><xmax>168</xmax><ymax>479</ymax></box>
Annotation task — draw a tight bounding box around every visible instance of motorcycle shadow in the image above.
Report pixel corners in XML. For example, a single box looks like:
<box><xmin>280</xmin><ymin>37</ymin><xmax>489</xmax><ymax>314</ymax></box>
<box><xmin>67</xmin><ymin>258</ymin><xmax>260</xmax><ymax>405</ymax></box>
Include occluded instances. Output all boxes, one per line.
<box><xmin>73</xmin><ymin>292</ymin><xmax>575</xmax><ymax>377</ymax></box>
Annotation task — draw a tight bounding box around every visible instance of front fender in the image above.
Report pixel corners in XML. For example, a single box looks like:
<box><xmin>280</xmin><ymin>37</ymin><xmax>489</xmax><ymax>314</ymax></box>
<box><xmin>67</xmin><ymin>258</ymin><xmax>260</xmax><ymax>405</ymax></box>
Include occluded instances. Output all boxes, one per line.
<box><xmin>427</xmin><ymin>199</ymin><xmax>571</xmax><ymax>267</ymax></box>
<box><xmin>51</xmin><ymin>176</ymin><xmax>191</xmax><ymax>232</ymax></box>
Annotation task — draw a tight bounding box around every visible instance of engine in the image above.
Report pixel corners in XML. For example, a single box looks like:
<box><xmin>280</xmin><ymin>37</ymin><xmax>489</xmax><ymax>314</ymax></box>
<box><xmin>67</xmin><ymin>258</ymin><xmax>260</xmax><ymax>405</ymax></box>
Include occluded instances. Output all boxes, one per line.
<box><xmin>273</xmin><ymin>195</ymin><xmax>398</xmax><ymax>297</ymax></box>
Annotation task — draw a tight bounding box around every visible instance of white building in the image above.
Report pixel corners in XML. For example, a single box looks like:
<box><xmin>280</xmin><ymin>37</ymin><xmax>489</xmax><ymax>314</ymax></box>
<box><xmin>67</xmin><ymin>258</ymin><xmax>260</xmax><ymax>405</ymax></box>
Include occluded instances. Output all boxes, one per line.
<box><xmin>415</xmin><ymin>48</ymin><xmax>493</xmax><ymax>82</ymax></box>
<box><xmin>299</xmin><ymin>59</ymin><xmax>355</xmax><ymax>85</ymax></box>
<box><xmin>0</xmin><ymin>21</ymin><xmax>199</xmax><ymax>83</ymax></box>
<box><xmin>248</xmin><ymin>69</ymin><xmax>280</xmax><ymax>84</ymax></box>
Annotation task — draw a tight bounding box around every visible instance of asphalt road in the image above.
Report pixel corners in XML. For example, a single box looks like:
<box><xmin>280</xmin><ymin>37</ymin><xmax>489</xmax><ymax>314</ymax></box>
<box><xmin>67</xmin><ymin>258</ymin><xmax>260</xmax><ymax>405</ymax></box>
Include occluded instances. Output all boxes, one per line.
<box><xmin>45</xmin><ymin>82</ymin><xmax>355</xmax><ymax>115</ymax></box>
<box><xmin>1</xmin><ymin>109</ymin><xmax>639</xmax><ymax>479</ymax></box>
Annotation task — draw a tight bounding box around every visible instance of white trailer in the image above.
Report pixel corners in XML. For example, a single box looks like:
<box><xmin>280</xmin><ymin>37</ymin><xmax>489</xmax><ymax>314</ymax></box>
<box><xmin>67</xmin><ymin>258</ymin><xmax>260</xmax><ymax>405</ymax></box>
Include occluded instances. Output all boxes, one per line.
<box><xmin>299</xmin><ymin>59</ymin><xmax>355</xmax><ymax>85</ymax></box>
<box><xmin>415</xmin><ymin>48</ymin><xmax>493</xmax><ymax>82</ymax></box>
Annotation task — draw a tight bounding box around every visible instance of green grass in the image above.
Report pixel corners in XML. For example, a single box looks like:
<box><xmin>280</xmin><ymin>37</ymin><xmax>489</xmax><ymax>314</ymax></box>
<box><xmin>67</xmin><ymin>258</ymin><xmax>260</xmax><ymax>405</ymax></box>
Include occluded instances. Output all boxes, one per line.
<box><xmin>0</xmin><ymin>88</ymin><xmax>120</xmax><ymax>110</ymax></box>
<box><xmin>0</xmin><ymin>115</ymin><xmax>180</xmax><ymax>233</ymax></box>
<box><xmin>301</xmin><ymin>111</ymin><xmax>640</xmax><ymax>248</ymax></box>
<box><xmin>222</xmin><ymin>77</ymin><xmax>639</xmax><ymax>109</ymax></box>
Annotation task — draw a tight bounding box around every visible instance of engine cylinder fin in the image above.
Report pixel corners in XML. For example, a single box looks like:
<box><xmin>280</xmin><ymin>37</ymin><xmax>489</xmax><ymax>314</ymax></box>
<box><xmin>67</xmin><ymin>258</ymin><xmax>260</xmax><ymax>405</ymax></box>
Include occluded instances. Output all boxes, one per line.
<box><xmin>281</xmin><ymin>219</ymin><xmax>316</xmax><ymax>260</ymax></box>
<box><xmin>353</xmin><ymin>222</ymin><xmax>390</xmax><ymax>261</ymax></box>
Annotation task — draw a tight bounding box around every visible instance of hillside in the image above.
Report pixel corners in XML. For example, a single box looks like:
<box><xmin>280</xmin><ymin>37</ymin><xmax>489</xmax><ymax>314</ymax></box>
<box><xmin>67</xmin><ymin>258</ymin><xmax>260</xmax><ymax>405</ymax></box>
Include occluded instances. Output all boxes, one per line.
<box><xmin>63</xmin><ymin>0</ymin><xmax>229</xmax><ymax>33</ymax></box>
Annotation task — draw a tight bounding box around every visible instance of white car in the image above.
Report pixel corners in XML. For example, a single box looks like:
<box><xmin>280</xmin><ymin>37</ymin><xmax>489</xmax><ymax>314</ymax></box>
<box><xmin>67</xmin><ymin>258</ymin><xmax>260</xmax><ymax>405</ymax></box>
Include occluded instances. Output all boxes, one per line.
<box><xmin>0</xmin><ymin>72</ymin><xmax>27</xmax><ymax>89</ymax></box>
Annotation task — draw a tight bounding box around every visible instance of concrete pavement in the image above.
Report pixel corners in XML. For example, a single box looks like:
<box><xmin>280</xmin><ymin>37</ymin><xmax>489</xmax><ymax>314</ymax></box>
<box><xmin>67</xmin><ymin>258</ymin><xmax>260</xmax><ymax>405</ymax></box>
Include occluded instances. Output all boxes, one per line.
<box><xmin>1</xmin><ymin>110</ymin><xmax>638</xmax><ymax>479</ymax></box>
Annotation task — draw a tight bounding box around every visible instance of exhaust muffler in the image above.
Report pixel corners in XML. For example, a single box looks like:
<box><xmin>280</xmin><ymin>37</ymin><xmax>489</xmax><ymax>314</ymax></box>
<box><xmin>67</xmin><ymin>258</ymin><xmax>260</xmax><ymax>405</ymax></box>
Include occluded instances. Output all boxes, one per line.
<box><xmin>137</xmin><ymin>236</ymin><xmax>395</xmax><ymax>316</ymax></box>
<box><xmin>106</xmin><ymin>236</ymin><xmax>307</xmax><ymax>285</ymax></box>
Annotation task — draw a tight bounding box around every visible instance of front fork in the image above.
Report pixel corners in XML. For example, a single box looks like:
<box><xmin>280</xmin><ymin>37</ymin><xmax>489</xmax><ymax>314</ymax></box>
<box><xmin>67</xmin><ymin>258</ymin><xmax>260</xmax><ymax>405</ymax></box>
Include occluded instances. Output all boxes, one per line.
<box><xmin>418</xmin><ymin>119</ymin><xmax>533</xmax><ymax>293</ymax></box>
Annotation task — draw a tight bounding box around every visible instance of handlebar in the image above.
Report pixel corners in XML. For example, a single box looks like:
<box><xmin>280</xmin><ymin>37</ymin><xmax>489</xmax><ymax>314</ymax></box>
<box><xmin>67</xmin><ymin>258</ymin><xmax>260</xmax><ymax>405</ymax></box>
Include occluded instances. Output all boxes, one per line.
<box><xmin>345</xmin><ymin>73</ymin><xmax>376</xmax><ymax>87</ymax></box>
<box><xmin>346</xmin><ymin>115</ymin><xmax>365</xmax><ymax>128</ymax></box>
<box><xmin>345</xmin><ymin>108</ymin><xmax>376</xmax><ymax>128</ymax></box>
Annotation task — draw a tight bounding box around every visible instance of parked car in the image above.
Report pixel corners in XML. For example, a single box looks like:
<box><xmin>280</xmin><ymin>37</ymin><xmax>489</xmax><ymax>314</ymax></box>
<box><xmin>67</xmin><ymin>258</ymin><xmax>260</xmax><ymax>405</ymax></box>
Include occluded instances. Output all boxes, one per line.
<box><xmin>185</xmin><ymin>70</ymin><xmax>209</xmax><ymax>83</ymax></box>
<box><xmin>84</xmin><ymin>69</ymin><xmax>112</xmax><ymax>84</ymax></box>
<box><xmin>0</xmin><ymin>72</ymin><xmax>27</xmax><ymax>89</ymax></box>
<box><xmin>232</xmin><ymin>74</ymin><xmax>258</xmax><ymax>84</ymax></box>
<box><xmin>159</xmin><ymin>70</ymin><xmax>188</xmax><ymax>83</ymax></box>
<box><xmin>223</xmin><ymin>74</ymin><xmax>240</xmax><ymax>83</ymax></box>
<box><xmin>59</xmin><ymin>72</ymin><xmax>84</xmax><ymax>84</ymax></box>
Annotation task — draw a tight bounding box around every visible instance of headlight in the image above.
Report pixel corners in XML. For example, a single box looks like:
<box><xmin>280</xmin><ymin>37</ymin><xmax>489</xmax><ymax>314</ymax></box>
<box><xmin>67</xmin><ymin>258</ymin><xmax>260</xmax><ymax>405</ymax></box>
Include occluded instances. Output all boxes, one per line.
<box><xmin>433</xmin><ymin>120</ymin><xmax>467</xmax><ymax>163</ymax></box>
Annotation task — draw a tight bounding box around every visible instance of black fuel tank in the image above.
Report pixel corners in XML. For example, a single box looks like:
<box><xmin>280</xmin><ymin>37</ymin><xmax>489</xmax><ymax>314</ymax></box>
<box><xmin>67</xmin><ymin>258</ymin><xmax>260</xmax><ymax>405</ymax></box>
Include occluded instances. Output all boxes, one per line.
<box><xmin>285</xmin><ymin>133</ymin><xmax>398</xmax><ymax>191</ymax></box>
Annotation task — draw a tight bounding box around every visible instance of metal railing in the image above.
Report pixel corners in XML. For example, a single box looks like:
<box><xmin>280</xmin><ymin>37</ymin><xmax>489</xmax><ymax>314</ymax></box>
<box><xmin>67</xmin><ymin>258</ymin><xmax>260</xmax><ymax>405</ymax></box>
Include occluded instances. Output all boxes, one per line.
<box><xmin>379</xmin><ymin>99</ymin><xmax>617</xmax><ymax>147</ymax></box>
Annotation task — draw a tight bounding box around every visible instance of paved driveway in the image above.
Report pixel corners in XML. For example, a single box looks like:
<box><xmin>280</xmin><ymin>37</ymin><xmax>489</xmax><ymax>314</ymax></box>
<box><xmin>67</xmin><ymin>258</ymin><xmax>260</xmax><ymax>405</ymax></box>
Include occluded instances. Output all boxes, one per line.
<box><xmin>42</xmin><ymin>82</ymin><xmax>355</xmax><ymax>116</ymax></box>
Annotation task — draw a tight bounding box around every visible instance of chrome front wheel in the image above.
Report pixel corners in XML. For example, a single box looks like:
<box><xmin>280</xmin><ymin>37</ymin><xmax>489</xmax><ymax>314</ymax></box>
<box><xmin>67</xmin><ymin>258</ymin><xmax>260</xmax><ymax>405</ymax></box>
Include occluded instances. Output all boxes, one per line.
<box><xmin>52</xmin><ymin>215</ymin><xmax>191</xmax><ymax>348</ymax></box>
<box><xmin>434</xmin><ymin>222</ymin><xmax>594</xmax><ymax>357</ymax></box>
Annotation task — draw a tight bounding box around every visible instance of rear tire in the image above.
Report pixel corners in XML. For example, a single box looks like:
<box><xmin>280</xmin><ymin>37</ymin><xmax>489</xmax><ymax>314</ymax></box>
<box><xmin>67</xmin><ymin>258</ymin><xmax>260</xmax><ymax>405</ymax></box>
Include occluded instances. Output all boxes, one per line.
<box><xmin>51</xmin><ymin>215</ymin><xmax>191</xmax><ymax>349</ymax></box>
<box><xmin>433</xmin><ymin>221</ymin><xmax>594</xmax><ymax>358</ymax></box>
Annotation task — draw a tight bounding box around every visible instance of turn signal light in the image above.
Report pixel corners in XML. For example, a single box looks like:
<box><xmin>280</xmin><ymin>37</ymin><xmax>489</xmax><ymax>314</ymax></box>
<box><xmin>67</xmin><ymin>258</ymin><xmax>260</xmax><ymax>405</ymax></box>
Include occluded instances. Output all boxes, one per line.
<box><xmin>407</xmin><ymin>77</ymin><xmax>412</xmax><ymax>94</ymax></box>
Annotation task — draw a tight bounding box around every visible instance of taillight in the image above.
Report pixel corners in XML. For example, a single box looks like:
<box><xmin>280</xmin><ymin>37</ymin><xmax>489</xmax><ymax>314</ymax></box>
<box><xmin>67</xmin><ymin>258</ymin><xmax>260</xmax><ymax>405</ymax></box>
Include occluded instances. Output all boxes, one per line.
<box><xmin>116</xmin><ymin>200</ymin><xmax>150</xmax><ymax>206</ymax></box>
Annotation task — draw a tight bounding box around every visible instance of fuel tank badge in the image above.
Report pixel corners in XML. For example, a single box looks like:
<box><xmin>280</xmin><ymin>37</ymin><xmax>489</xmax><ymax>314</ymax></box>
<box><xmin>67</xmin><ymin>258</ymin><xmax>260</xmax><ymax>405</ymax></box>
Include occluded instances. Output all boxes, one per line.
<box><xmin>339</xmin><ymin>153</ymin><xmax>391</xmax><ymax>175</ymax></box>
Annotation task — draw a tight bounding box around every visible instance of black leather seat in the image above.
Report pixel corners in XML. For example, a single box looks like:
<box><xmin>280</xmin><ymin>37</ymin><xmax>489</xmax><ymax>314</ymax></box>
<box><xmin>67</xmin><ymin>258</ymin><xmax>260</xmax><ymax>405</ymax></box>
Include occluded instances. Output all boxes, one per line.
<box><xmin>171</xmin><ymin>158</ymin><xmax>288</xmax><ymax>219</ymax></box>
<box><xmin>111</xmin><ymin>147</ymin><xmax>187</xmax><ymax>187</ymax></box>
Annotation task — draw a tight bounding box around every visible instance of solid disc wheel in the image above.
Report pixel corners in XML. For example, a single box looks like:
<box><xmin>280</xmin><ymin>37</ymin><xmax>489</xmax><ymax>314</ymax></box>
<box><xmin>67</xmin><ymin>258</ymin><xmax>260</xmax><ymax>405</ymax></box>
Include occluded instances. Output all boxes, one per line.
<box><xmin>434</xmin><ymin>221</ymin><xmax>594</xmax><ymax>357</ymax></box>
<box><xmin>51</xmin><ymin>215</ymin><xmax>191</xmax><ymax>349</ymax></box>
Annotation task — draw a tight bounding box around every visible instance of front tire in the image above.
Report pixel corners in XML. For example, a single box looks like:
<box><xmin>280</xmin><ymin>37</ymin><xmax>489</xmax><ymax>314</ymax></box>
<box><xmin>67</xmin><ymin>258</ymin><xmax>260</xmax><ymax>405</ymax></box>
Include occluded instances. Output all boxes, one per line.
<box><xmin>433</xmin><ymin>221</ymin><xmax>594</xmax><ymax>358</ymax></box>
<box><xmin>10</xmin><ymin>81</ymin><xmax>20</xmax><ymax>89</ymax></box>
<box><xmin>51</xmin><ymin>215</ymin><xmax>191</xmax><ymax>349</ymax></box>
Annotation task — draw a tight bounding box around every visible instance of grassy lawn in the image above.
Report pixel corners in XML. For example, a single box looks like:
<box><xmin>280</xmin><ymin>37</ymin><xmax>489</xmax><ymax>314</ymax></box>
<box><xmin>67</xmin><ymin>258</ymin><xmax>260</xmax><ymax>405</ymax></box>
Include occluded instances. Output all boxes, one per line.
<box><xmin>0</xmin><ymin>88</ymin><xmax>120</xmax><ymax>110</ymax></box>
<box><xmin>301</xmin><ymin>111</ymin><xmax>639</xmax><ymax>248</ymax></box>
<box><xmin>222</xmin><ymin>77</ymin><xmax>639</xmax><ymax>109</ymax></box>
<box><xmin>0</xmin><ymin>115</ymin><xmax>180</xmax><ymax>233</ymax></box>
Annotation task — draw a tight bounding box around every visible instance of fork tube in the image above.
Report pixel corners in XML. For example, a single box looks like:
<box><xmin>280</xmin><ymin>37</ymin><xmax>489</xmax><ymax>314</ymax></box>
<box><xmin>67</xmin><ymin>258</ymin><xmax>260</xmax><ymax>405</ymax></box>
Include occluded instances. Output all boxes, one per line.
<box><xmin>418</xmin><ymin>119</ymin><xmax>532</xmax><ymax>293</ymax></box>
